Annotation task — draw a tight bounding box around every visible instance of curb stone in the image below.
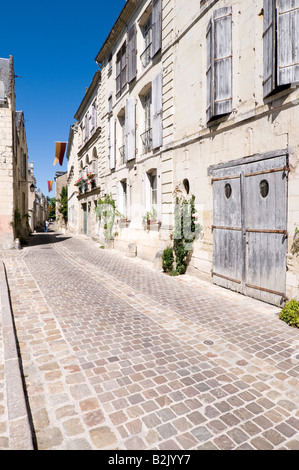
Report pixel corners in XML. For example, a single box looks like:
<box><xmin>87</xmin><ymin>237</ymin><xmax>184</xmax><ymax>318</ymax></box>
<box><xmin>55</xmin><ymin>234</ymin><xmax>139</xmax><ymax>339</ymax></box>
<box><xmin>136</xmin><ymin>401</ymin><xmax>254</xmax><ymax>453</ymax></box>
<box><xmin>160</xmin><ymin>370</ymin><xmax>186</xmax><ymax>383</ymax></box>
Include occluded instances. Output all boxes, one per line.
<box><xmin>0</xmin><ymin>260</ymin><xmax>34</xmax><ymax>450</ymax></box>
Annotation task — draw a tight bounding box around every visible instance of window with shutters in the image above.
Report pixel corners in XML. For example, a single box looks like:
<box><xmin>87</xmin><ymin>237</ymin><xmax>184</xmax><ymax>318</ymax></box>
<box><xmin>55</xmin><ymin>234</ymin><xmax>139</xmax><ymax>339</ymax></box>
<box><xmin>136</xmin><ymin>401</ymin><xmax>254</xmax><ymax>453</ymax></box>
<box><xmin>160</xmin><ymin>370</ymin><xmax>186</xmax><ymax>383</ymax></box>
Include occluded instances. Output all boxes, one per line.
<box><xmin>141</xmin><ymin>89</ymin><xmax>152</xmax><ymax>154</ymax></box>
<box><xmin>263</xmin><ymin>0</ymin><xmax>299</xmax><ymax>99</ymax></box>
<box><xmin>116</xmin><ymin>42</ymin><xmax>127</xmax><ymax>99</ymax></box>
<box><xmin>141</xmin><ymin>15</ymin><xmax>152</xmax><ymax>68</ymax></box>
<box><xmin>118</xmin><ymin>112</ymin><xmax>126</xmax><ymax>164</ymax></box>
<box><xmin>91</xmin><ymin>100</ymin><xmax>97</xmax><ymax>134</ymax></box>
<box><xmin>206</xmin><ymin>7</ymin><xmax>232</xmax><ymax>122</ymax></box>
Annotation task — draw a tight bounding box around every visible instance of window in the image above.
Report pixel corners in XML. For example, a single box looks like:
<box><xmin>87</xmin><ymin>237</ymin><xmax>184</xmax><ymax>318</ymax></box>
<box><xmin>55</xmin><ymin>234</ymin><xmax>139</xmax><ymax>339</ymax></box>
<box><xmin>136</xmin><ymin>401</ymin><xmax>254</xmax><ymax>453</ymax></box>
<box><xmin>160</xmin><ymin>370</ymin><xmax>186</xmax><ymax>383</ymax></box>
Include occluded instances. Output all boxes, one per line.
<box><xmin>206</xmin><ymin>7</ymin><xmax>232</xmax><ymax>122</ymax></box>
<box><xmin>84</xmin><ymin>112</ymin><xmax>89</xmax><ymax>142</ymax></box>
<box><xmin>141</xmin><ymin>15</ymin><xmax>152</xmax><ymax>68</ymax></box>
<box><xmin>141</xmin><ymin>89</ymin><xmax>152</xmax><ymax>154</ymax></box>
<box><xmin>149</xmin><ymin>170</ymin><xmax>157</xmax><ymax>208</ymax></box>
<box><xmin>91</xmin><ymin>101</ymin><xmax>97</xmax><ymax>132</ymax></box>
<box><xmin>116</xmin><ymin>42</ymin><xmax>127</xmax><ymax>99</ymax></box>
<box><xmin>263</xmin><ymin>0</ymin><xmax>299</xmax><ymax>98</ymax></box>
<box><xmin>118</xmin><ymin>179</ymin><xmax>130</xmax><ymax>221</ymax></box>
<box><xmin>118</xmin><ymin>114</ymin><xmax>126</xmax><ymax>164</ymax></box>
<box><xmin>125</xmin><ymin>96</ymin><xmax>136</xmax><ymax>161</ymax></box>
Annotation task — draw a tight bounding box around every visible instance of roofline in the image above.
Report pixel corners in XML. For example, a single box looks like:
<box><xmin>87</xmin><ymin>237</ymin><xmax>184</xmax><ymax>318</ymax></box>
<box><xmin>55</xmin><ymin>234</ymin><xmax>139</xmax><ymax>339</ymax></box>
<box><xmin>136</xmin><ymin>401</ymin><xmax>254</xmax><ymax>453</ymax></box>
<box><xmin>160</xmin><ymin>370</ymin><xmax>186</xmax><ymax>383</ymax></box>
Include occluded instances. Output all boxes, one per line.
<box><xmin>95</xmin><ymin>0</ymin><xmax>139</xmax><ymax>65</ymax></box>
<box><xmin>74</xmin><ymin>70</ymin><xmax>101</xmax><ymax>120</ymax></box>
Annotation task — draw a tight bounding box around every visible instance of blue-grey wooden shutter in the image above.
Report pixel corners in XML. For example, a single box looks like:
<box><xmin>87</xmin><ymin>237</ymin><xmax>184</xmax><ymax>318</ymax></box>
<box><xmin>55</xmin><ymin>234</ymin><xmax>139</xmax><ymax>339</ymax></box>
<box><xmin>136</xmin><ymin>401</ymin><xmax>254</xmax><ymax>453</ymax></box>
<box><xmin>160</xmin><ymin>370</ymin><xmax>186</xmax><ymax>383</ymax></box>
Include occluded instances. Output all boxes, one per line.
<box><xmin>213</xmin><ymin>7</ymin><xmax>232</xmax><ymax>116</ymax></box>
<box><xmin>128</xmin><ymin>24</ymin><xmax>137</xmax><ymax>83</ymax></box>
<box><xmin>152</xmin><ymin>70</ymin><xmax>163</xmax><ymax>149</ymax></box>
<box><xmin>125</xmin><ymin>96</ymin><xmax>136</xmax><ymax>161</ymax></box>
<box><xmin>263</xmin><ymin>0</ymin><xmax>276</xmax><ymax>97</ymax></box>
<box><xmin>277</xmin><ymin>0</ymin><xmax>299</xmax><ymax>86</ymax></box>
<box><xmin>152</xmin><ymin>0</ymin><xmax>162</xmax><ymax>57</ymax></box>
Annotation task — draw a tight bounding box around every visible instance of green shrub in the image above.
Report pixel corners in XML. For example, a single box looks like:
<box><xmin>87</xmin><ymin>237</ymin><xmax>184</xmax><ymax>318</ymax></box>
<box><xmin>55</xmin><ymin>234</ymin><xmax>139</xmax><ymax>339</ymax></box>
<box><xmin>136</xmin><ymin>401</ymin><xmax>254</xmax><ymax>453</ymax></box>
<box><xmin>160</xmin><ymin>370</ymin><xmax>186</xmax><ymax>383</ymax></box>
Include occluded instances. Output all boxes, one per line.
<box><xmin>162</xmin><ymin>247</ymin><xmax>174</xmax><ymax>273</ymax></box>
<box><xmin>279</xmin><ymin>300</ymin><xmax>299</xmax><ymax>328</ymax></box>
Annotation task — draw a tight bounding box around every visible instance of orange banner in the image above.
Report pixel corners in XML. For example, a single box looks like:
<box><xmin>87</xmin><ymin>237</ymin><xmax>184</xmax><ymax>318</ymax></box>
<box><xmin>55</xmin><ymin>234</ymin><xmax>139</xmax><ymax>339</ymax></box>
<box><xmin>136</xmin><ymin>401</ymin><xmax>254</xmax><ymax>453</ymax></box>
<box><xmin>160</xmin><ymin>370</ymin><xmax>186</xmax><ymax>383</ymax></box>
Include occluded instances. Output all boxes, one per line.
<box><xmin>48</xmin><ymin>181</ymin><xmax>53</xmax><ymax>192</ymax></box>
<box><xmin>53</xmin><ymin>142</ymin><xmax>67</xmax><ymax>166</ymax></box>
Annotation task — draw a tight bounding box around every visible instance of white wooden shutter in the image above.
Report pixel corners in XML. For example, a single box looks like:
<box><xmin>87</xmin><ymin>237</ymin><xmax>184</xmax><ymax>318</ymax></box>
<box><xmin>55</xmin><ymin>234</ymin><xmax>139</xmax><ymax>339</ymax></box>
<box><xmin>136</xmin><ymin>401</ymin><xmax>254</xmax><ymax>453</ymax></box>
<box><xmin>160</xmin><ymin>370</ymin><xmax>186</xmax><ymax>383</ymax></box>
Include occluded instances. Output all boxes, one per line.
<box><xmin>263</xmin><ymin>0</ymin><xmax>276</xmax><ymax>97</ymax></box>
<box><xmin>152</xmin><ymin>0</ymin><xmax>162</xmax><ymax>58</ymax></box>
<box><xmin>125</xmin><ymin>96</ymin><xmax>136</xmax><ymax>161</ymax></box>
<box><xmin>109</xmin><ymin>117</ymin><xmax>115</xmax><ymax>170</ymax></box>
<box><xmin>152</xmin><ymin>70</ymin><xmax>163</xmax><ymax>149</ymax></box>
<box><xmin>207</xmin><ymin>8</ymin><xmax>232</xmax><ymax>120</ymax></box>
<box><xmin>206</xmin><ymin>17</ymin><xmax>213</xmax><ymax>122</ymax></box>
<box><xmin>128</xmin><ymin>24</ymin><xmax>137</xmax><ymax>83</ymax></box>
<box><xmin>277</xmin><ymin>0</ymin><xmax>299</xmax><ymax>86</ymax></box>
<box><xmin>213</xmin><ymin>7</ymin><xmax>232</xmax><ymax>116</ymax></box>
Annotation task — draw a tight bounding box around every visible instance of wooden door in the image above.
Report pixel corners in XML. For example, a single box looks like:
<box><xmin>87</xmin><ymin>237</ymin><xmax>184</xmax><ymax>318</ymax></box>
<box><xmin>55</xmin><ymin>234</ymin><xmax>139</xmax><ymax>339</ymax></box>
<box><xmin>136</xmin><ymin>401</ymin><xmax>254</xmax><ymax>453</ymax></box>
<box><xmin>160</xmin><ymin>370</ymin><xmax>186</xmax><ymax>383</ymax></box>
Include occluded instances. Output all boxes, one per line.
<box><xmin>211</xmin><ymin>155</ymin><xmax>288</xmax><ymax>306</ymax></box>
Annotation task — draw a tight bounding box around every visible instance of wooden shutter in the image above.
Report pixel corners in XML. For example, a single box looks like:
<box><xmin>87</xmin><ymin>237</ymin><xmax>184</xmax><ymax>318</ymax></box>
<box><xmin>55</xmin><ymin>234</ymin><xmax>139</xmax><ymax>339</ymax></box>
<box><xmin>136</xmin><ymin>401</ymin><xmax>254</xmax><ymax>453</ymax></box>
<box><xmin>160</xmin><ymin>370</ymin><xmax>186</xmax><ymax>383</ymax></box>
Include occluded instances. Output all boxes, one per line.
<box><xmin>128</xmin><ymin>24</ymin><xmax>137</xmax><ymax>83</ymax></box>
<box><xmin>213</xmin><ymin>7</ymin><xmax>232</xmax><ymax>116</ymax></box>
<box><xmin>152</xmin><ymin>70</ymin><xmax>163</xmax><ymax>149</ymax></box>
<box><xmin>277</xmin><ymin>0</ymin><xmax>299</xmax><ymax>86</ymax></box>
<box><xmin>206</xmin><ymin>17</ymin><xmax>214</xmax><ymax>122</ymax></box>
<box><xmin>116</xmin><ymin>50</ymin><xmax>121</xmax><ymax>96</ymax></box>
<box><xmin>263</xmin><ymin>0</ymin><xmax>276</xmax><ymax>97</ymax></box>
<box><xmin>206</xmin><ymin>7</ymin><xmax>232</xmax><ymax>121</ymax></box>
<box><xmin>109</xmin><ymin>117</ymin><xmax>115</xmax><ymax>170</ymax></box>
<box><xmin>125</xmin><ymin>96</ymin><xmax>136</xmax><ymax>161</ymax></box>
<box><xmin>152</xmin><ymin>0</ymin><xmax>162</xmax><ymax>57</ymax></box>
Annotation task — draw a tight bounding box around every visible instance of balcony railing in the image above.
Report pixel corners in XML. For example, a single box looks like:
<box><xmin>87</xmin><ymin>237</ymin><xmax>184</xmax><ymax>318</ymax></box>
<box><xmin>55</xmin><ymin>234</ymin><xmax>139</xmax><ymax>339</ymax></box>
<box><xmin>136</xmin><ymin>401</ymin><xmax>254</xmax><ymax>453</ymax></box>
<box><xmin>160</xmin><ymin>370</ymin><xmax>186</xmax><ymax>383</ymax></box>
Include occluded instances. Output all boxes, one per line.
<box><xmin>140</xmin><ymin>43</ymin><xmax>152</xmax><ymax>69</ymax></box>
<box><xmin>141</xmin><ymin>128</ymin><xmax>152</xmax><ymax>154</ymax></box>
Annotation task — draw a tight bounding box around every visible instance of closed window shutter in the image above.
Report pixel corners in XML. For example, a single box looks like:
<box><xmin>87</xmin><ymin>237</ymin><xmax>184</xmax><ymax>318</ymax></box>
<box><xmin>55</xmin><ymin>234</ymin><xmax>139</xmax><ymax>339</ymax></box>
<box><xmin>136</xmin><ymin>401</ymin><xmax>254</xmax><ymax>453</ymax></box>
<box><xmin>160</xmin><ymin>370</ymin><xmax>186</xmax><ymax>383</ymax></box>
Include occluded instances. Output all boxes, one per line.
<box><xmin>152</xmin><ymin>70</ymin><xmax>163</xmax><ymax>149</ymax></box>
<box><xmin>152</xmin><ymin>0</ymin><xmax>162</xmax><ymax>58</ymax></box>
<box><xmin>116</xmin><ymin>50</ymin><xmax>121</xmax><ymax>96</ymax></box>
<box><xmin>263</xmin><ymin>0</ymin><xmax>276</xmax><ymax>97</ymax></box>
<box><xmin>213</xmin><ymin>7</ymin><xmax>232</xmax><ymax>116</ymax></box>
<box><xmin>125</xmin><ymin>96</ymin><xmax>136</xmax><ymax>161</ymax></box>
<box><xmin>206</xmin><ymin>17</ymin><xmax>214</xmax><ymax>122</ymax></box>
<box><xmin>128</xmin><ymin>24</ymin><xmax>137</xmax><ymax>83</ymax></box>
<box><xmin>277</xmin><ymin>0</ymin><xmax>299</xmax><ymax>86</ymax></box>
<box><xmin>206</xmin><ymin>7</ymin><xmax>232</xmax><ymax>121</ymax></box>
<box><xmin>109</xmin><ymin>117</ymin><xmax>115</xmax><ymax>170</ymax></box>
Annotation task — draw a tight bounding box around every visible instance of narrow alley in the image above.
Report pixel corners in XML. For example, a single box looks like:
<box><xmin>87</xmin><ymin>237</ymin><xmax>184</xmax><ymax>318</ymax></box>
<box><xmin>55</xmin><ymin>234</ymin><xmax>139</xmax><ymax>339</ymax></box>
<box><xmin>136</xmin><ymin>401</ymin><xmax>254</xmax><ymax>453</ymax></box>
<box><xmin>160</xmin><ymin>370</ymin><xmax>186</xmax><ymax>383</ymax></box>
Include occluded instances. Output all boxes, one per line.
<box><xmin>1</xmin><ymin>224</ymin><xmax>299</xmax><ymax>450</ymax></box>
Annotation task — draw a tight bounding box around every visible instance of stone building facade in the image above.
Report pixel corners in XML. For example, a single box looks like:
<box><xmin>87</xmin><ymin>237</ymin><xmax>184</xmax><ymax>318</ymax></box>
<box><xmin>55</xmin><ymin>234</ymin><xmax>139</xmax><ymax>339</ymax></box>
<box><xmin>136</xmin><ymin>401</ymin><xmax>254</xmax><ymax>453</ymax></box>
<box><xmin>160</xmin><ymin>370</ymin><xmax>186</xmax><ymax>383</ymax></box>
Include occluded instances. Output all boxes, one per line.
<box><xmin>0</xmin><ymin>56</ymin><xmax>31</xmax><ymax>248</ymax></box>
<box><xmin>67</xmin><ymin>0</ymin><xmax>299</xmax><ymax>306</ymax></box>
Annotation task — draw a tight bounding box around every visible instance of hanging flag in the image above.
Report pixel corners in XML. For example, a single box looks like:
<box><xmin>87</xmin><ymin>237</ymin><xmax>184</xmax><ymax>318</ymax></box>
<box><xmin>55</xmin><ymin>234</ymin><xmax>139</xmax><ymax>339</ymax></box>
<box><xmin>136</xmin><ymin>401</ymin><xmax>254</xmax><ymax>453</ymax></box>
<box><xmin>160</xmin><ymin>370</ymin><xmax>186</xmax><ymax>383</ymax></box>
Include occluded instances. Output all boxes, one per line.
<box><xmin>53</xmin><ymin>142</ymin><xmax>67</xmax><ymax>166</ymax></box>
<box><xmin>48</xmin><ymin>181</ymin><xmax>53</xmax><ymax>192</ymax></box>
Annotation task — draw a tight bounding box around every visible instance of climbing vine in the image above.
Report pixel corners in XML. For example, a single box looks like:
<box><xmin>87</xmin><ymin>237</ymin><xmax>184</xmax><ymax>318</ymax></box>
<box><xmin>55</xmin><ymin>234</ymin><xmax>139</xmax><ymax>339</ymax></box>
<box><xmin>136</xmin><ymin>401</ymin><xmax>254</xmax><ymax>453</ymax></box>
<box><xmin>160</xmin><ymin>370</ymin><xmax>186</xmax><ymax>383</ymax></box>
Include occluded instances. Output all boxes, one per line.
<box><xmin>162</xmin><ymin>192</ymin><xmax>202</xmax><ymax>276</ymax></box>
<box><xmin>95</xmin><ymin>193</ymin><xmax>119</xmax><ymax>240</ymax></box>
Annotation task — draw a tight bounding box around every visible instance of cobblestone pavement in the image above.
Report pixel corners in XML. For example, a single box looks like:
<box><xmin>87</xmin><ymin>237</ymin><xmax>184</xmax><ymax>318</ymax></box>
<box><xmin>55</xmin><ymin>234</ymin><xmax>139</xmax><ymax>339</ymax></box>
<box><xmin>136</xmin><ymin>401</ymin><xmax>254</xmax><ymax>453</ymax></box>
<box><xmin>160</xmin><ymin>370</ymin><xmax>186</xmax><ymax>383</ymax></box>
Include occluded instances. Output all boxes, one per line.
<box><xmin>1</xmin><ymin>226</ymin><xmax>299</xmax><ymax>450</ymax></box>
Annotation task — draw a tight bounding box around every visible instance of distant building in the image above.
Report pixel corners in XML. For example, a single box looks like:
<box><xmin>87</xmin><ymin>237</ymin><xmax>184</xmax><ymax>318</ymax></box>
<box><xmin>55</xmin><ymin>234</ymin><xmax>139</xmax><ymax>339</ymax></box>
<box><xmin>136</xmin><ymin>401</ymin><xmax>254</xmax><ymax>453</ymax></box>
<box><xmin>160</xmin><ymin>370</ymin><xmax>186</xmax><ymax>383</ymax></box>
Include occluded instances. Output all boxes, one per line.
<box><xmin>0</xmin><ymin>55</ymin><xmax>31</xmax><ymax>247</ymax></box>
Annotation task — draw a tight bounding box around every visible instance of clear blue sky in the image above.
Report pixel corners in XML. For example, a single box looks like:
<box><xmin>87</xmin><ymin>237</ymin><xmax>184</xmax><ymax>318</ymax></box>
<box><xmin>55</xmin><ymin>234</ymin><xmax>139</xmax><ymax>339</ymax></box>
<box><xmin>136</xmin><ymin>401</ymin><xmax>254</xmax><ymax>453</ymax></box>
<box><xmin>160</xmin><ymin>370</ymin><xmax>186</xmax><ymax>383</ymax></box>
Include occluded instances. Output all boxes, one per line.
<box><xmin>0</xmin><ymin>0</ymin><xmax>125</xmax><ymax>197</ymax></box>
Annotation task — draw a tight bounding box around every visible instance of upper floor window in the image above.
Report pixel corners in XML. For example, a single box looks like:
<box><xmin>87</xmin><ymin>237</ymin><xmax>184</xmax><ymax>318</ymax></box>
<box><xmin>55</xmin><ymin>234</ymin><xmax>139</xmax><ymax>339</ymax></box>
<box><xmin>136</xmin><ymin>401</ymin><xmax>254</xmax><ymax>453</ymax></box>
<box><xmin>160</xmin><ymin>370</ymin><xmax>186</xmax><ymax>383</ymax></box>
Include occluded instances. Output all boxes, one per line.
<box><xmin>91</xmin><ymin>100</ymin><xmax>97</xmax><ymax>133</ymax></box>
<box><xmin>206</xmin><ymin>6</ymin><xmax>232</xmax><ymax>122</ymax></box>
<box><xmin>116</xmin><ymin>42</ymin><xmax>127</xmax><ymax>99</ymax></box>
<box><xmin>141</xmin><ymin>89</ymin><xmax>152</xmax><ymax>154</ymax></box>
<box><xmin>141</xmin><ymin>15</ymin><xmax>152</xmax><ymax>68</ymax></box>
<box><xmin>263</xmin><ymin>0</ymin><xmax>299</xmax><ymax>98</ymax></box>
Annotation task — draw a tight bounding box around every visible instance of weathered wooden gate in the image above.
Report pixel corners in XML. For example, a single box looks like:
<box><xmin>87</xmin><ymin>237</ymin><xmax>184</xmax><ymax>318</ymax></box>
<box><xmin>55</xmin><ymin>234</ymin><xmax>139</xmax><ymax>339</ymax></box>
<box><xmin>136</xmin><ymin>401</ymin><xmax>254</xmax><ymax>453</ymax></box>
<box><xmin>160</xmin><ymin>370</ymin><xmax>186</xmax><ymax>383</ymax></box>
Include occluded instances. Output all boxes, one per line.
<box><xmin>209</xmin><ymin>153</ymin><xmax>288</xmax><ymax>306</ymax></box>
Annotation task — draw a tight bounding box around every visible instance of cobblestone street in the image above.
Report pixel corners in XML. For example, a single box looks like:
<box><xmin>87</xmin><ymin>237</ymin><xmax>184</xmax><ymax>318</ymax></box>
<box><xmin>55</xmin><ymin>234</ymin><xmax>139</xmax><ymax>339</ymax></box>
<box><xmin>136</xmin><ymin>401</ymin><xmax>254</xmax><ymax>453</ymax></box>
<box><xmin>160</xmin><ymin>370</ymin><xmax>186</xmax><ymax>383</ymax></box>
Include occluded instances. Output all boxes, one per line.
<box><xmin>1</xmin><ymin>226</ymin><xmax>299</xmax><ymax>450</ymax></box>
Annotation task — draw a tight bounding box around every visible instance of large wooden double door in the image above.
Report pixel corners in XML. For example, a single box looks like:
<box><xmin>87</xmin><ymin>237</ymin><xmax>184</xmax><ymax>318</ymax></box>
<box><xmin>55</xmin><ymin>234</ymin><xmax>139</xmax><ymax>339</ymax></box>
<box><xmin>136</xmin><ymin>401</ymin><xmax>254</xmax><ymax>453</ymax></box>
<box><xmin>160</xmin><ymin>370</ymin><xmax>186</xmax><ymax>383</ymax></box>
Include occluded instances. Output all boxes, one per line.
<box><xmin>210</xmin><ymin>154</ymin><xmax>288</xmax><ymax>306</ymax></box>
